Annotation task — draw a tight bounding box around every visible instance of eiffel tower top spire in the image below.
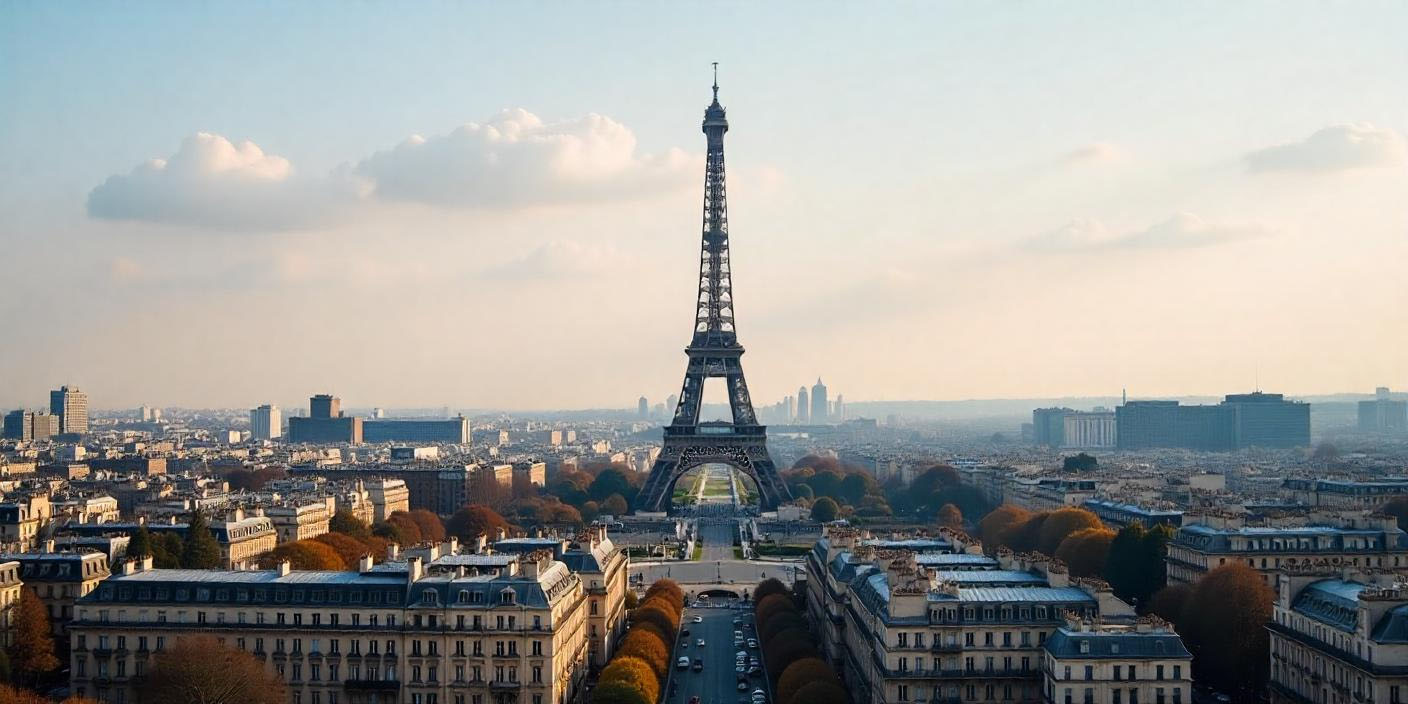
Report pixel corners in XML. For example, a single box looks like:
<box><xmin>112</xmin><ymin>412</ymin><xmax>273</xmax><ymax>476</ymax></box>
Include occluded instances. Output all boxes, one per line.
<box><xmin>695</xmin><ymin>65</ymin><xmax>734</xmax><ymax>348</ymax></box>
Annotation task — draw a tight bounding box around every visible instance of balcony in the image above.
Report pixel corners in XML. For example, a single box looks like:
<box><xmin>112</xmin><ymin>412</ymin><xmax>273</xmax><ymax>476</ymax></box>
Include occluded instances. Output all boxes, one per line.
<box><xmin>344</xmin><ymin>679</ymin><xmax>401</xmax><ymax>691</ymax></box>
<box><xmin>491</xmin><ymin>680</ymin><xmax>522</xmax><ymax>690</ymax></box>
<box><xmin>930</xmin><ymin>642</ymin><xmax>963</xmax><ymax>653</ymax></box>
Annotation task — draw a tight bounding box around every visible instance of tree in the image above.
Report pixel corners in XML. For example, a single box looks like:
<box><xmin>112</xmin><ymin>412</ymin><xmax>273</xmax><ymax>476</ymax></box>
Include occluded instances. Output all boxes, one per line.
<box><xmin>1035</xmin><ymin>507</ymin><xmax>1103</xmax><ymax>556</ymax></box>
<box><xmin>328</xmin><ymin>509</ymin><xmax>371</xmax><ymax>539</ymax></box>
<box><xmin>386</xmin><ymin>512</ymin><xmax>425</xmax><ymax>544</ymax></box>
<box><xmin>1055</xmin><ymin>528</ymin><xmax>1115</xmax><ymax>578</ymax></box>
<box><xmin>590</xmin><ymin>680</ymin><xmax>650</xmax><ymax>704</ymax></box>
<box><xmin>624</xmin><ymin>590</ymin><xmax>639</xmax><ymax>610</ymax></box>
<box><xmin>602</xmin><ymin>493</ymin><xmax>629</xmax><ymax>517</ymax></box>
<box><xmin>1179</xmin><ymin>563</ymin><xmax>1274</xmax><ymax>697</ymax></box>
<box><xmin>753</xmin><ymin>578</ymin><xmax>789</xmax><ymax>604</ymax></box>
<box><xmin>181</xmin><ymin>511</ymin><xmax>222</xmax><ymax>569</ymax></box>
<box><xmin>754</xmin><ymin>593</ymin><xmax>795</xmax><ymax>626</ymax></box>
<box><xmin>128</xmin><ymin>526</ymin><xmax>155</xmax><ymax>559</ymax></box>
<box><xmin>8</xmin><ymin>588</ymin><xmax>58</xmax><ymax>686</ymax></box>
<box><xmin>258</xmin><ymin>540</ymin><xmax>346</xmax><ymax>570</ymax></box>
<box><xmin>763</xmin><ymin>634</ymin><xmax>819</xmax><ymax>679</ymax></box>
<box><xmin>589</xmin><ymin>468</ymin><xmax>637</xmax><ymax>503</ymax></box>
<box><xmin>1062</xmin><ymin>453</ymin><xmax>1098</xmax><ymax>472</ymax></box>
<box><xmin>1007</xmin><ymin>512</ymin><xmax>1048</xmax><ymax>553</ymax></box>
<box><xmin>936</xmin><ymin>503</ymin><xmax>964</xmax><ymax>529</ymax></box>
<box><xmin>759</xmin><ymin>611</ymin><xmax>807</xmax><ymax>645</ymax></box>
<box><xmin>777</xmin><ymin>658</ymin><xmax>839</xmax><ymax>704</ymax></box>
<box><xmin>447</xmin><ymin>505</ymin><xmax>510</xmax><ymax>542</ymax></box>
<box><xmin>632</xmin><ymin>602</ymin><xmax>680</xmax><ymax>637</ymax></box>
<box><xmin>1148</xmin><ymin>584</ymin><xmax>1192</xmax><ymax>626</ymax></box>
<box><xmin>314</xmin><ymin>532</ymin><xmax>374</xmax><ymax>568</ymax></box>
<box><xmin>1312</xmin><ymin>441</ymin><xmax>1340</xmax><ymax>464</ymax></box>
<box><xmin>407</xmin><ymin>509</ymin><xmax>446</xmax><ymax>543</ymax></box>
<box><xmin>152</xmin><ymin>533</ymin><xmax>184</xmax><ymax>568</ymax></box>
<box><xmin>643</xmin><ymin>579</ymin><xmax>684</xmax><ymax>612</ymax></box>
<box><xmin>138</xmin><ymin>635</ymin><xmax>288</xmax><ymax>704</ymax></box>
<box><xmin>810</xmin><ymin>497</ymin><xmax>840</xmax><ymax>522</ymax></box>
<box><xmin>978</xmin><ymin>505</ymin><xmax>1031</xmax><ymax>552</ymax></box>
<box><xmin>1105</xmin><ymin>523</ymin><xmax>1174</xmax><ymax>606</ymax></box>
<box><xmin>601</xmin><ymin>656</ymin><xmax>659</xmax><ymax>703</ymax></box>
<box><xmin>617</xmin><ymin>628</ymin><xmax>670</xmax><ymax>679</ymax></box>
<box><xmin>1383</xmin><ymin>497</ymin><xmax>1408</xmax><ymax>531</ymax></box>
<box><xmin>787</xmin><ymin>680</ymin><xmax>849</xmax><ymax>704</ymax></box>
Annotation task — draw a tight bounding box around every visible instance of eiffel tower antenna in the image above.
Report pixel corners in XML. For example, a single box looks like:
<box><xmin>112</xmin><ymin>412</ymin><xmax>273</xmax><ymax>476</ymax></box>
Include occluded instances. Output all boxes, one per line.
<box><xmin>635</xmin><ymin>71</ymin><xmax>790</xmax><ymax>514</ymax></box>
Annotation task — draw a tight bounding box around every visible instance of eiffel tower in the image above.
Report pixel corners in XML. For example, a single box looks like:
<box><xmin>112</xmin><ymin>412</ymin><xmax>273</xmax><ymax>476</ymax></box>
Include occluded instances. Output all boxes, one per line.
<box><xmin>636</xmin><ymin>68</ymin><xmax>791</xmax><ymax>513</ymax></box>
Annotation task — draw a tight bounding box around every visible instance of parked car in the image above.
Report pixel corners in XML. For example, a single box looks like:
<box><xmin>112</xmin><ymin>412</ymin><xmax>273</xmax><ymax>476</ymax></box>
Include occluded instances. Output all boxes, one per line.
<box><xmin>692</xmin><ymin>658</ymin><xmax>704</xmax><ymax>672</ymax></box>
<box><xmin>677</xmin><ymin>657</ymin><xmax>690</xmax><ymax>670</ymax></box>
<box><xmin>692</xmin><ymin>616</ymin><xmax>703</xmax><ymax>623</ymax></box>
<box><xmin>697</xmin><ymin>639</ymin><xmax>706</xmax><ymax>647</ymax></box>
<box><xmin>737</xmin><ymin>681</ymin><xmax>750</xmax><ymax>691</ymax></box>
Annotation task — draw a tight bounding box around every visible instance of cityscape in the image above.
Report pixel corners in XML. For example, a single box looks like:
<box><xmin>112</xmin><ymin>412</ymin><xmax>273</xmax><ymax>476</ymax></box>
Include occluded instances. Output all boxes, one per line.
<box><xmin>2</xmin><ymin>4</ymin><xmax>1407</xmax><ymax>704</ymax></box>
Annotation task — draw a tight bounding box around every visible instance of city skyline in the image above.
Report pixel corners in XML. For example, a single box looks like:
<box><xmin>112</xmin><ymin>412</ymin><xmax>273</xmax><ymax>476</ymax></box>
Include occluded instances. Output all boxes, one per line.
<box><xmin>3</xmin><ymin>3</ymin><xmax>1407</xmax><ymax>410</ymax></box>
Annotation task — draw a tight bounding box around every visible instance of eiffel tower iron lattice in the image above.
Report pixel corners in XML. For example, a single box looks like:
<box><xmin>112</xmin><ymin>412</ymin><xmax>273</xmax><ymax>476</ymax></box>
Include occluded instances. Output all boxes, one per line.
<box><xmin>636</xmin><ymin>69</ymin><xmax>792</xmax><ymax>513</ymax></box>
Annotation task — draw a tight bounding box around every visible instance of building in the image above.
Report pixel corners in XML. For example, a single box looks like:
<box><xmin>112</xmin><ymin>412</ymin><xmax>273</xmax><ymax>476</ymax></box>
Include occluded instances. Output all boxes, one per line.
<box><xmin>212</xmin><ymin>510</ymin><xmax>279</xmax><ymax>569</ymax></box>
<box><xmin>804</xmin><ymin>525</ymin><xmax>1160</xmax><ymax>704</ymax></box>
<box><xmin>251</xmin><ymin>404</ymin><xmax>283</xmax><ymax>440</ymax></box>
<box><xmin>0</xmin><ymin>495</ymin><xmax>52</xmax><ymax>552</ymax></box>
<box><xmin>1063</xmin><ymin>412</ymin><xmax>1117</xmax><ymax>449</ymax></box>
<box><xmin>364</xmin><ymin>418</ymin><xmax>469</xmax><ymax>445</ymax></box>
<box><xmin>1042</xmin><ymin>621</ymin><xmax>1192</xmax><ymax>704</ymax></box>
<box><xmin>1284</xmin><ymin>479</ymin><xmax>1408</xmax><ymax>510</ymax></box>
<box><xmin>514</xmin><ymin>462</ymin><xmax>547</xmax><ymax>488</ymax></box>
<box><xmin>290</xmin><ymin>395</ymin><xmax>364</xmax><ymax>445</ymax></box>
<box><xmin>392</xmin><ymin>446</ymin><xmax>440</xmax><ymax>462</ymax></box>
<box><xmin>267</xmin><ymin>499</ymin><xmax>334</xmax><ymax>544</ymax></box>
<box><xmin>1033</xmin><ymin>409</ymin><xmax>1074</xmax><ymax>448</ymax></box>
<box><xmin>1268</xmin><ymin>569</ymin><xmax>1408</xmax><ymax>704</ymax></box>
<box><xmin>637</xmin><ymin>396</ymin><xmax>648</xmax><ymax>418</ymax></box>
<box><xmin>1116</xmin><ymin>394</ymin><xmax>1308</xmax><ymax>451</ymax></box>
<box><xmin>0</xmin><ymin>560</ymin><xmax>21</xmax><ymax>646</ymax></box>
<box><xmin>1081</xmin><ymin>500</ymin><xmax>1182</xmax><ymax>531</ymax></box>
<box><xmin>70</xmin><ymin>545</ymin><xmax>601</xmax><ymax>704</ymax></box>
<box><xmin>1164</xmin><ymin>510</ymin><xmax>1408</xmax><ymax>586</ymax></box>
<box><xmin>811</xmin><ymin>378</ymin><xmax>829</xmax><ymax>424</ymax></box>
<box><xmin>797</xmin><ymin>386</ymin><xmax>810</xmax><ymax>424</ymax></box>
<box><xmin>4</xmin><ymin>409</ymin><xmax>60</xmax><ymax>441</ymax></box>
<box><xmin>50</xmin><ymin>385</ymin><xmax>89</xmax><ymax>435</ymax></box>
<box><xmin>0</xmin><ymin>550</ymin><xmax>111</xmax><ymax>635</ymax></box>
<box><xmin>1358</xmin><ymin>388</ymin><xmax>1407</xmax><ymax>433</ymax></box>
<box><xmin>366</xmin><ymin>479</ymin><xmax>410</xmax><ymax>522</ymax></box>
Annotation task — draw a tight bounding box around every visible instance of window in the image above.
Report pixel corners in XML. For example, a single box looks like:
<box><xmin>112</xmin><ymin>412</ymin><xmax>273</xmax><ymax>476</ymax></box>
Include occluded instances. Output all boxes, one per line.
<box><xmin>1157</xmin><ymin>665</ymin><xmax>1165</xmax><ymax>680</ymax></box>
<box><xmin>1085</xmin><ymin>666</ymin><xmax>1093</xmax><ymax>681</ymax></box>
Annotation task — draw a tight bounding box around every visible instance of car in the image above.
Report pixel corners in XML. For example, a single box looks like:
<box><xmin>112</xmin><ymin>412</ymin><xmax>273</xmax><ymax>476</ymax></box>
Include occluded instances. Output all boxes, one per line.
<box><xmin>737</xmin><ymin>650</ymin><xmax>747</xmax><ymax>658</ymax></box>
<box><xmin>697</xmin><ymin>639</ymin><xmax>706</xmax><ymax>647</ymax></box>
<box><xmin>692</xmin><ymin>616</ymin><xmax>703</xmax><ymax>623</ymax></box>
<box><xmin>736</xmin><ymin>665</ymin><xmax>747</xmax><ymax>674</ymax></box>
<box><xmin>692</xmin><ymin>658</ymin><xmax>704</xmax><ymax>672</ymax></box>
<box><xmin>752</xmin><ymin>689</ymin><xmax>766</xmax><ymax>698</ymax></box>
<box><xmin>734</xmin><ymin>630</ymin><xmax>743</xmax><ymax>638</ymax></box>
<box><xmin>681</xmin><ymin>629</ymin><xmax>690</xmax><ymax>638</ymax></box>
<box><xmin>748</xmin><ymin>665</ymin><xmax>762</xmax><ymax>675</ymax></box>
<box><xmin>738</xmin><ymin>681</ymin><xmax>750</xmax><ymax>691</ymax></box>
<box><xmin>677</xmin><ymin>657</ymin><xmax>690</xmax><ymax>670</ymax></box>
<box><xmin>747</xmin><ymin>639</ymin><xmax>758</xmax><ymax>648</ymax></box>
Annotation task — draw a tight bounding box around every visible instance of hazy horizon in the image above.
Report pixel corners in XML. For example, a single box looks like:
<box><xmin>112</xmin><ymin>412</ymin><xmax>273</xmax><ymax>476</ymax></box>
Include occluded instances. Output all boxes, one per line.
<box><xmin>3</xmin><ymin>3</ymin><xmax>1406</xmax><ymax>410</ymax></box>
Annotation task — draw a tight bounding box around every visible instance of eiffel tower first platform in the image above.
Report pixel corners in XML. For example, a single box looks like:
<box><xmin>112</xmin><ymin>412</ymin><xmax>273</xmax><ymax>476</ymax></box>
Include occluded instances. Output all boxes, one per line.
<box><xmin>635</xmin><ymin>69</ymin><xmax>792</xmax><ymax>514</ymax></box>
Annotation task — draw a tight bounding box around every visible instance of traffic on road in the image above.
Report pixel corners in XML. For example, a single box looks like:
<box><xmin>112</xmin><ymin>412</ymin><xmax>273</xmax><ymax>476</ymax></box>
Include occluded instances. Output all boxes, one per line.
<box><xmin>664</xmin><ymin>595</ymin><xmax>770</xmax><ymax>704</ymax></box>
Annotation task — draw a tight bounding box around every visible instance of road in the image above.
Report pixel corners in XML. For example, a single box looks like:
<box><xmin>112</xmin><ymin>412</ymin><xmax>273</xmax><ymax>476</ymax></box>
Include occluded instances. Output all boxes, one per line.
<box><xmin>698</xmin><ymin>520</ymin><xmax>737</xmax><ymax>561</ymax></box>
<box><xmin>665</xmin><ymin>600</ymin><xmax>765</xmax><ymax>704</ymax></box>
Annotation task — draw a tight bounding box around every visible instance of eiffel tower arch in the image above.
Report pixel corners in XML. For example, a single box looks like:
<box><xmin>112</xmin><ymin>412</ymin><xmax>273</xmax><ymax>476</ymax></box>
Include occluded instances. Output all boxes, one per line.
<box><xmin>636</xmin><ymin>69</ymin><xmax>792</xmax><ymax>514</ymax></box>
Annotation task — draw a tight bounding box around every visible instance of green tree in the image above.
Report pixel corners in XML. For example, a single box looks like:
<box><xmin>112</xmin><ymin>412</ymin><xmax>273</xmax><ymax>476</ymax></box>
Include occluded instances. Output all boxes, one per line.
<box><xmin>589</xmin><ymin>467</ymin><xmax>637</xmax><ymax>503</ymax></box>
<box><xmin>601</xmin><ymin>493</ymin><xmax>629</xmax><ymax>516</ymax></box>
<box><xmin>8</xmin><ymin>588</ymin><xmax>58</xmax><ymax>686</ymax></box>
<box><xmin>181</xmin><ymin>511</ymin><xmax>222</xmax><ymax>569</ymax></box>
<box><xmin>152</xmin><ymin>533</ymin><xmax>183</xmax><ymax>568</ymax></box>
<box><xmin>810</xmin><ymin>496</ymin><xmax>840</xmax><ymax>522</ymax></box>
<box><xmin>127</xmin><ymin>527</ymin><xmax>154</xmax><ymax>558</ymax></box>
<box><xmin>1062</xmin><ymin>453</ymin><xmax>1098</xmax><ymax>472</ymax></box>
<box><xmin>328</xmin><ymin>509</ymin><xmax>371</xmax><ymax>539</ymax></box>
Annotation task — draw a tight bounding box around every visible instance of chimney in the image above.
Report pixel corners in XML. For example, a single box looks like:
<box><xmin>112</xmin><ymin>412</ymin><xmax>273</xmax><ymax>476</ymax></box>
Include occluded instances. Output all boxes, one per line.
<box><xmin>386</xmin><ymin>544</ymin><xmax>401</xmax><ymax>561</ymax></box>
<box><xmin>495</xmin><ymin>527</ymin><xmax>506</xmax><ymax>542</ymax></box>
<box><xmin>277</xmin><ymin>560</ymin><xmax>291</xmax><ymax>577</ymax></box>
<box><xmin>407</xmin><ymin>556</ymin><xmax>423</xmax><ymax>583</ymax></box>
<box><xmin>359</xmin><ymin>554</ymin><xmax>374</xmax><ymax>573</ymax></box>
<box><xmin>43</xmin><ymin>539</ymin><xmax>55</xmax><ymax>554</ymax></box>
<box><xmin>122</xmin><ymin>560</ymin><xmax>137</xmax><ymax>575</ymax></box>
<box><xmin>475</xmin><ymin>535</ymin><xmax>488</xmax><ymax>554</ymax></box>
<box><xmin>442</xmin><ymin>537</ymin><xmax>458</xmax><ymax>555</ymax></box>
<box><xmin>140</xmin><ymin>555</ymin><xmax>153</xmax><ymax>571</ymax></box>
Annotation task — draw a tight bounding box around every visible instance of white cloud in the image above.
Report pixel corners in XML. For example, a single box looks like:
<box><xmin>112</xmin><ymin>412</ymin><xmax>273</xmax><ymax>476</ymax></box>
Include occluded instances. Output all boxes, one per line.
<box><xmin>87</xmin><ymin>132</ymin><xmax>365</xmax><ymax>229</ymax></box>
<box><xmin>1027</xmin><ymin>212</ymin><xmax>1269</xmax><ymax>252</ymax></box>
<box><xmin>354</xmin><ymin>109</ymin><xmax>695</xmax><ymax>207</ymax></box>
<box><xmin>1245</xmin><ymin>123</ymin><xmax>1407</xmax><ymax>173</ymax></box>
<box><xmin>87</xmin><ymin>110</ymin><xmax>698</xmax><ymax>229</ymax></box>
<box><xmin>480</xmin><ymin>240</ymin><xmax>629</xmax><ymax>280</ymax></box>
<box><xmin>1060</xmin><ymin>142</ymin><xmax>1126</xmax><ymax>166</ymax></box>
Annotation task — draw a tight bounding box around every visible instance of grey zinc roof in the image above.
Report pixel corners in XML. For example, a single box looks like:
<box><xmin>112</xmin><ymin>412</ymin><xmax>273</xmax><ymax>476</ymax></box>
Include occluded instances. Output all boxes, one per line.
<box><xmin>941</xmin><ymin>586</ymin><xmax>1097</xmax><ymax>604</ymax></box>
<box><xmin>1044</xmin><ymin>628</ymin><xmax>1191</xmax><ymax>660</ymax></box>
<box><xmin>934</xmin><ymin>569</ymin><xmax>1047</xmax><ymax>586</ymax></box>
<box><xmin>1292</xmin><ymin>579</ymin><xmax>1366</xmax><ymax>633</ymax></box>
<box><xmin>1370</xmin><ymin>605</ymin><xmax>1408</xmax><ymax>644</ymax></box>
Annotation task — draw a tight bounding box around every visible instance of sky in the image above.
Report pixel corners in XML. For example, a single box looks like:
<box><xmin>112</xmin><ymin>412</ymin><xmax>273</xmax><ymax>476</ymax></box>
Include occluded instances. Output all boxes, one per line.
<box><xmin>2</xmin><ymin>2</ymin><xmax>1406</xmax><ymax>412</ymax></box>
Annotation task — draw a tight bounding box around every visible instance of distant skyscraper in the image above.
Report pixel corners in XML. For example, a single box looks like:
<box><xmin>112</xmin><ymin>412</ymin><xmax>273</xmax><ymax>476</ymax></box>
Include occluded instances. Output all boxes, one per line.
<box><xmin>835</xmin><ymin>394</ymin><xmax>845</xmax><ymax>421</ymax></box>
<box><xmin>49</xmin><ymin>385</ymin><xmax>88</xmax><ymax>435</ymax></box>
<box><xmin>1358</xmin><ymin>387</ymin><xmax>1407</xmax><ymax>433</ymax></box>
<box><xmin>250</xmin><ymin>404</ymin><xmax>282</xmax><ymax>440</ymax></box>
<box><xmin>797</xmin><ymin>386</ymin><xmax>810</xmax><ymax>424</ymax></box>
<box><xmin>372</xmin><ymin>407</ymin><xmax>386</xmax><ymax>419</ymax></box>
<box><xmin>3</xmin><ymin>411</ymin><xmax>32</xmax><ymax>441</ymax></box>
<box><xmin>784</xmin><ymin>395</ymin><xmax>796</xmax><ymax>422</ymax></box>
<box><xmin>638</xmin><ymin>396</ymin><xmax>649</xmax><ymax>418</ymax></box>
<box><xmin>811</xmin><ymin>377</ymin><xmax>828</xmax><ymax>424</ymax></box>
<box><xmin>310</xmin><ymin>394</ymin><xmax>340</xmax><ymax>419</ymax></box>
<box><xmin>138</xmin><ymin>405</ymin><xmax>153</xmax><ymax>422</ymax></box>
<box><xmin>665</xmin><ymin>394</ymin><xmax>678</xmax><ymax>417</ymax></box>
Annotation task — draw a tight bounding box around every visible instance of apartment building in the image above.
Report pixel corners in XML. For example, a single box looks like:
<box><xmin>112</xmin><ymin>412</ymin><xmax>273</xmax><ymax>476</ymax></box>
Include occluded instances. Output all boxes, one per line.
<box><xmin>268</xmin><ymin>499</ymin><xmax>335</xmax><ymax>544</ymax></box>
<box><xmin>1165</xmin><ymin>510</ymin><xmax>1408</xmax><ymax>586</ymax></box>
<box><xmin>70</xmin><ymin>548</ymin><xmax>596</xmax><ymax>704</ymax></box>
<box><xmin>0</xmin><ymin>550</ymin><xmax>111</xmax><ymax>636</ymax></box>
<box><xmin>1042</xmin><ymin>621</ymin><xmax>1192</xmax><ymax>704</ymax></box>
<box><xmin>806</xmin><ymin>526</ymin><xmax>1154</xmax><ymax>704</ymax></box>
<box><xmin>0</xmin><ymin>560</ymin><xmax>22</xmax><ymax>646</ymax></box>
<box><xmin>1268</xmin><ymin>569</ymin><xmax>1408</xmax><ymax>704</ymax></box>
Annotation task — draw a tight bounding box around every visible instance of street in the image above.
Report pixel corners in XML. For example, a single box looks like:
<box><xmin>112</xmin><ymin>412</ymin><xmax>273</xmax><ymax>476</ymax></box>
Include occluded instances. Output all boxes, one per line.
<box><xmin>665</xmin><ymin>600</ymin><xmax>767</xmax><ymax>704</ymax></box>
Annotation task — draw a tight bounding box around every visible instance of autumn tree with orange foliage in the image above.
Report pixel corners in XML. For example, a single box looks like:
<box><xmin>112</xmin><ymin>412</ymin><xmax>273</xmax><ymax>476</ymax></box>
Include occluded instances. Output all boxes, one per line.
<box><xmin>0</xmin><ymin>684</ymin><xmax>98</xmax><ymax>704</ymax></box>
<box><xmin>616</xmin><ymin>628</ymin><xmax>670</xmax><ymax>680</ymax></box>
<box><xmin>258</xmin><ymin>540</ymin><xmax>347</xmax><ymax>570</ymax></box>
<box><xmin>314</xmin><ymin>532</ymin><xmax>375</xmax><ymax>567</ymax></box>
<box><xmin>590</xmin><ymin>681</ymin><xmax>650</xmax><ymax>704</ymax></box>
<box><xmin>1055</xmin><ymin>527</ymin><xmax>1115</xmax><ymax>578</ymax></box>
<box><xmin>937</xmin><ymin>503</ymin><xmax>964</xmax><ymax>529</ymax></box>
<box><xmin>138</xmin><ymin>635</ymin><xmax>288</xmax><ymax>704</ymax></box>
<box><xmin>1148</xmin><ymin>583</ymin><xmax>1192</xmax><ymax>626</ymax></box>
<box><xmin>1179</xmin><ymin>563</ymin><xmax>1274</xmax><ymax>698</ymax></box>
<box><xmin>447</xmin><ymin>505</ymin><xmax>511</xmax><ymax>542</ymax></box>
<box><xmin>643</xmin><ymin>578</ymin><xmax>684</xmax><ymax>612</ymax></box>
<box><xmin>8</xmin><ymin>587</ymin><xmax>59</xmax><ymax>686</ymax></box>
<box><xmin>978</xmin><ymin>505</ymin><xmax>1031</xmax><ymax>553</ymax></box>
<box><xmin>406</xmin><ymin>509</ymin><xmax>446</xmax><ymax>542</ymax></box>
<box><xmin>788</xmin><ymin>679</ymin><xmax>850</xmax><ymax>704</ymax></box>
<box><xmin>777</xmin><ymin>657</ymin><xmax>840</xmax><ymax>704</ymax></box>
<box><xmin>1036</xmin><ymin>507</ymin><xmax>1104</xmax><ymax>555</ymax></box>
<box><xmin>599</xmin><ymin>656</ymin><xmax>659</xmax><ymax>704</ymax></box>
